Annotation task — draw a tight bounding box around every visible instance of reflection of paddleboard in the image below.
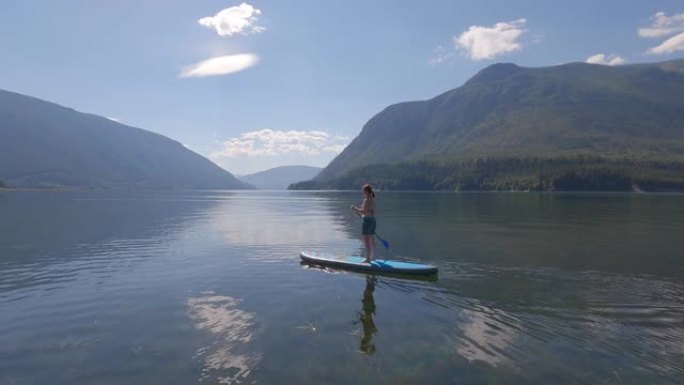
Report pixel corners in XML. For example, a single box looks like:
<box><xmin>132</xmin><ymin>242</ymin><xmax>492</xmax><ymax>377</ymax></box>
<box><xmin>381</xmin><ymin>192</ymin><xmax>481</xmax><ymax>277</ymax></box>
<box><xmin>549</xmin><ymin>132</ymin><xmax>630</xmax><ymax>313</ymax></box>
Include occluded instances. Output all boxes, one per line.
<box><xmin>300</xmin><ymin>251</ymin><xmax>438</xmax><ymax>276</ymax></box>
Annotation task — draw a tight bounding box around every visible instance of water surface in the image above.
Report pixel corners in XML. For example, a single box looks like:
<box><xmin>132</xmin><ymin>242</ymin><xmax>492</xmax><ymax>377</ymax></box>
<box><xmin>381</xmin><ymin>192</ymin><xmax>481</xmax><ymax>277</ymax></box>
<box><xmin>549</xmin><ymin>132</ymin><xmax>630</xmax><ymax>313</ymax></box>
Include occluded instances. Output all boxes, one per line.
<box><xmin>1</xmin><ymin>190</ymin><xmax>682</xmax><ymax>384</ymax></box>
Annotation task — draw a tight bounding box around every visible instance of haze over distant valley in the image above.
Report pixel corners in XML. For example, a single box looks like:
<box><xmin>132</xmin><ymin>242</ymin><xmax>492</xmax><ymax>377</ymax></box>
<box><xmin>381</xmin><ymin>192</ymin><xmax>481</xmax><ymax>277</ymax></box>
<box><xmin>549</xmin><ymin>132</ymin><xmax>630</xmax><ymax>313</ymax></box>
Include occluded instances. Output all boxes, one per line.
<box><xmin>239</xmin><ymin>165</ymin><xmax>322</xmax><ymax>189</ymax></box>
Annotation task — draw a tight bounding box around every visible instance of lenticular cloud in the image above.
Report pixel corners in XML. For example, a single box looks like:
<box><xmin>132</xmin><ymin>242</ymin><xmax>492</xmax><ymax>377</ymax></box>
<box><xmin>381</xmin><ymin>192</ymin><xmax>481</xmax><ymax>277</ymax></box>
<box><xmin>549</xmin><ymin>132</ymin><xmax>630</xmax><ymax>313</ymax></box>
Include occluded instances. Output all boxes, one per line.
<box><xmin>179</xmin><ymin>54</ymin><xmax>260</xmax><ymax>78</ymax></box>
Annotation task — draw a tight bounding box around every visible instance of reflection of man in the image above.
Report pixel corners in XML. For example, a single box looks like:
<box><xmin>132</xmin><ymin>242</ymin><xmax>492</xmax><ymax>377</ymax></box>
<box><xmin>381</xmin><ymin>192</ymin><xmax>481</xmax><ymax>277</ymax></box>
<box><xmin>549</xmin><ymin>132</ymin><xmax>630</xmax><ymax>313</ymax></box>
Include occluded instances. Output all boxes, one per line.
<box><xmin>355</xmin><ymin>275</ymin><xmax>378</xmax><ymax>355</ymax></box>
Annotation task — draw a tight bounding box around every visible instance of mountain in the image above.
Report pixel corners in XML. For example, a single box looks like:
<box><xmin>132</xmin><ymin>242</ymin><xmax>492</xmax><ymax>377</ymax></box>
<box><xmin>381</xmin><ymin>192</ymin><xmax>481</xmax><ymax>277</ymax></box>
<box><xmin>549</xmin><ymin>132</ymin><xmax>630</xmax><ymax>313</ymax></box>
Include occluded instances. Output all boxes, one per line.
<box><xmin>293</xmin><ymin>59</ymin><xmax>684</xmax><ymax>191</ymax></box>
<box><xmin>240</xmin><ymin>165</ymin><xmax>322</xmax><ymax>189</ymax></box>
<box><xmin>0</xmin><ymin>89</ymin><xmax>251</xmax><ymax>189</ymax></box>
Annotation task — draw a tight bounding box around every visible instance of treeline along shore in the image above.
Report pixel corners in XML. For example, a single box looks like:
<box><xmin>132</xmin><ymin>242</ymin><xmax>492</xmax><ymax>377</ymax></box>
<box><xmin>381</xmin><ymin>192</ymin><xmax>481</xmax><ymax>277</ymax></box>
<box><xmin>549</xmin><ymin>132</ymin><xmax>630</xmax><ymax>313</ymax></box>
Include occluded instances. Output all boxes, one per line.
<box><xmin>290</xmin><ymin>155</ymin><xmax>684</xmax><ymax>192</ymax></box>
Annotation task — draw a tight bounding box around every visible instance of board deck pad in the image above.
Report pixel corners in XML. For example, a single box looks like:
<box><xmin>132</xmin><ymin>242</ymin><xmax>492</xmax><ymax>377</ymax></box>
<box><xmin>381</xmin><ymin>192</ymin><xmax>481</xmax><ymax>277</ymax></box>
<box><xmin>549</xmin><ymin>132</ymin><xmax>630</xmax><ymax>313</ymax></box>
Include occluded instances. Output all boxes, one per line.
<box><xmin>300</xmin><ymin>251</ymin><xmax>438</xmax><ymax>275</ymax></box>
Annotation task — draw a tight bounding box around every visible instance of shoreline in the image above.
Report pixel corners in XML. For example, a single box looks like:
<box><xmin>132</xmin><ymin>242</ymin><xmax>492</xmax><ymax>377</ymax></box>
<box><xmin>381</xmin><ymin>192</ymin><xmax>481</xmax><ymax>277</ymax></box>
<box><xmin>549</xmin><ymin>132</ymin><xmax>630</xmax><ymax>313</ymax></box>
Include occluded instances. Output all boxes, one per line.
<box><xmin>2</xmin><ymin>187</ymin><xmax>683</xmax><ymax>194</ymax></box>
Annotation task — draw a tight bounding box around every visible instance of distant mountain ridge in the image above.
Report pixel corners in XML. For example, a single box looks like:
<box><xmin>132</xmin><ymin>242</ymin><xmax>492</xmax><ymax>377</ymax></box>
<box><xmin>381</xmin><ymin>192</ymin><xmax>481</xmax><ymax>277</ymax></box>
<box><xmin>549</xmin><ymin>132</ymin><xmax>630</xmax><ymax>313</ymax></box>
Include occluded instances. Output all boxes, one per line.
<box><xmin>0</xmin><ymin>89</ymin><xmax>251</xmax><ymax>189</ymax></box>
<box><xmin>240</xmin><ymin>165</ymin><xmax>322</xmax><ymax>189</ymax></box>
<box><xmin>293</xmin><ymin>59</ymin><xmax>684</xmax><ymax>191</ymax></box>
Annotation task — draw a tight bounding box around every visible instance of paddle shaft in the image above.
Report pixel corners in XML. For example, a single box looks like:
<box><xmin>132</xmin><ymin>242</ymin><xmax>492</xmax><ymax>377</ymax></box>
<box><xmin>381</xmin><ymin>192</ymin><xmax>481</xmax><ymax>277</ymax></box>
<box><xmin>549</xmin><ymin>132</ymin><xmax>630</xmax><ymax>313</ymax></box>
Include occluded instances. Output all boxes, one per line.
<box><xmin>352</xmin><ymin>209</ymin><xmax>389</xmax><ymax>249</ymax></box>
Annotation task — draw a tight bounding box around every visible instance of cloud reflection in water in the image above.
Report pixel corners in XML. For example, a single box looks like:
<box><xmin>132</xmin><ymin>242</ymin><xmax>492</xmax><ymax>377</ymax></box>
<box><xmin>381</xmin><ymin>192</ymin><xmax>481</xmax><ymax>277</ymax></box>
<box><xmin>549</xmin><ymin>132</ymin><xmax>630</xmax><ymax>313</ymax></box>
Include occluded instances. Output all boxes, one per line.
<box><xmin>209</xmin><ymin>196</ymin><xmax>348</xmax><ymax>248</ymax></box>
<box><xmin>187</xmin><ymin>294</ymin><xmax>260</xmax><ymax>384</ymax></box>
<box><xmin>455</xmin><ymin>308</ymin><xmax>520</xmax><ymax>367</ymax></box>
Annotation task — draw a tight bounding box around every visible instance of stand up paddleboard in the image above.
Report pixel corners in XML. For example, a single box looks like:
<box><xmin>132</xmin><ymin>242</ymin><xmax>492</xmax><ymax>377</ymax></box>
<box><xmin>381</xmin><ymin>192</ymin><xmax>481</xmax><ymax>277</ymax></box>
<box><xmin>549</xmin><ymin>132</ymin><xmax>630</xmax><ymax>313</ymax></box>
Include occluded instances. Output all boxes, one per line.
<box><xmin>300</xmin><ymin>251</ymin><xmax>438</xmax><ymax>276</ymax></box>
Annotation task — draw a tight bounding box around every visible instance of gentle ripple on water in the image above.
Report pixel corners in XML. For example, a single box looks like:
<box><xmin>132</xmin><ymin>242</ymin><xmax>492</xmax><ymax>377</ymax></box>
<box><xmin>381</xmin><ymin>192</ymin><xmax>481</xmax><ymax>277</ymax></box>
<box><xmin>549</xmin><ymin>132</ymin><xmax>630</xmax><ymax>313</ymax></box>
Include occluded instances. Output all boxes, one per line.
<box><xmin>0</xmin><ymin>190</ymin><xmax>683</xmax><ymax>384</ymax></box>
<box><xmin>423</xmin><ymin>262</ymin><xmax>684</xmax><ymax>381</ymax></box>
<box><xmin>187</xmin><ymin>293</ymin><xmax>260</xmax><ymax>384</ymax></box>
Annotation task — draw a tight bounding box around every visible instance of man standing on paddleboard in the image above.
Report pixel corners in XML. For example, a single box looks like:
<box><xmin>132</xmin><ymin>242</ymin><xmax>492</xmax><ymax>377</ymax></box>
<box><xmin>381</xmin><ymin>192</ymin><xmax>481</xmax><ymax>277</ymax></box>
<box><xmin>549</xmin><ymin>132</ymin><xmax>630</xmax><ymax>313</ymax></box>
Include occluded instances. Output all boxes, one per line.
<box><xmin>351</xmin><ymin>184</ymin><xmax>376</xmax><ymax>263</ymax></box>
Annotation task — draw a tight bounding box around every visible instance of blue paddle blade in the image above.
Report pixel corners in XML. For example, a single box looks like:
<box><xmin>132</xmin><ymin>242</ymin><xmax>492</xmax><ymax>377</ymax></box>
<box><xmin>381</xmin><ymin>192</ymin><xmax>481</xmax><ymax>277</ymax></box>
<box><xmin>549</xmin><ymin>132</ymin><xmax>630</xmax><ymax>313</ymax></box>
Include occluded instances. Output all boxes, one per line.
<box><xmin>376</xmin><ymin>235</ymin><xmax>389</xmax><ymax>249</ymax></box>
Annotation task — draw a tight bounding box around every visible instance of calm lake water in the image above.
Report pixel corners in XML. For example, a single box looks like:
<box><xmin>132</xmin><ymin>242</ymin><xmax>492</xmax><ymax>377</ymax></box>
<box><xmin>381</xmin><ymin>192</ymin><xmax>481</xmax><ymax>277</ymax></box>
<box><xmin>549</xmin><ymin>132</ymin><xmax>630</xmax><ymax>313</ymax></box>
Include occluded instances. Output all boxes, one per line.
<box><xmin>1</xmin><ymin>190</ymin><xmax>683</xmax><ymax>385</ymax></box>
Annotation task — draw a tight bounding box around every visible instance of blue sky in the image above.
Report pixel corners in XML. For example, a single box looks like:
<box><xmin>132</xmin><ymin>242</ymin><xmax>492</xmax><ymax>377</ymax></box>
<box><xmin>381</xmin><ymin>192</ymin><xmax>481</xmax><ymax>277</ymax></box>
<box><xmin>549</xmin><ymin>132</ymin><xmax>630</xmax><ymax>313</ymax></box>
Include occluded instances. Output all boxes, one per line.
<box><xmin>1</xmin><ymin>0</ymin><xmax>683</xmax><ymax>174</ymax></box>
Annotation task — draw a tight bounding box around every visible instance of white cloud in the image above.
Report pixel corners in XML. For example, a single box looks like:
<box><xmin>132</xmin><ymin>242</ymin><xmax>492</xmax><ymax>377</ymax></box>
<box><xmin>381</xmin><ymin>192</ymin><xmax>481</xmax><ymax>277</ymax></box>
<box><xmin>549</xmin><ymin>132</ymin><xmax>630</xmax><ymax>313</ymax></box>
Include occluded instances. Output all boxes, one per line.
<box><xmin>648</xmin><ymin>32</ymin><xmax>684</xmax><ymax>55</ymax></box>
<box><xmin>210</xmin><ymin>129</ymin><xmax>349</xmax><ymax>159</ymax></box>
<box><xmin>429</xmin><ymin>45</ymin><xmax>456</xmax><ymax>65</ymax></box>
<box><xmin>455</xmin><ymin>18</ymin><xmax>527</xmax><ymax>61</ymax></box>
<box><xmin>585</xmin><ymin>53</ymin><xmax>626</xmax><ymax>66</ymax></box>
<box><xmin>180</xmin><ymin>54</ymin><xmax>259</xmax><ymax>78</ymax></box>
<box><xmin>322</xmin><ymin>144</ymin><xmax>348</xmax><ymax>154</ymax></box>
<box><xmin>199</xmin><ymin>3</ymin><xmax>265</xmax><ymax>37</ymax></box>
<box><xmin>638</xmin><ymin>12</ymin><xmax>684</xmax><ymax>38</ymax></box>
<box><xmin>639</xmin><ymin>12</ymin><xmax>684</xmax><ymax>55</ymax></box>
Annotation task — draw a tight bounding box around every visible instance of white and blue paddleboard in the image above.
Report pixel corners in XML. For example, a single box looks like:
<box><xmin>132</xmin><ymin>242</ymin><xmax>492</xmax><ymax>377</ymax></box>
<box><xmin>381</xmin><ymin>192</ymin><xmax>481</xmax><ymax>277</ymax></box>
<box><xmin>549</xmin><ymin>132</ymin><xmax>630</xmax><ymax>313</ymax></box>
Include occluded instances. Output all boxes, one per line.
<box><xmin>300</xmin><ymin>251</ymin><xmax>438</xmax><ymax>276</ymax></box>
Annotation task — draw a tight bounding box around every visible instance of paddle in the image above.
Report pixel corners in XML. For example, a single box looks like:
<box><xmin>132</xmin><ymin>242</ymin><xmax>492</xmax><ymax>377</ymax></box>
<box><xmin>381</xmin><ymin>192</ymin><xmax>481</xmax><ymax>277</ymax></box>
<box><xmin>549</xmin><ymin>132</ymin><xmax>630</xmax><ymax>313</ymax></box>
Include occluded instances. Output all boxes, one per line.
<box><xmin>352</xmin><ymin>209</ymin><xmax>390</xmax><ymax>249</ymax></box>
<box><xmin>375</xmin><ymin>234</ymin><xmax>390</xmax><ymax>250</ymax></box>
